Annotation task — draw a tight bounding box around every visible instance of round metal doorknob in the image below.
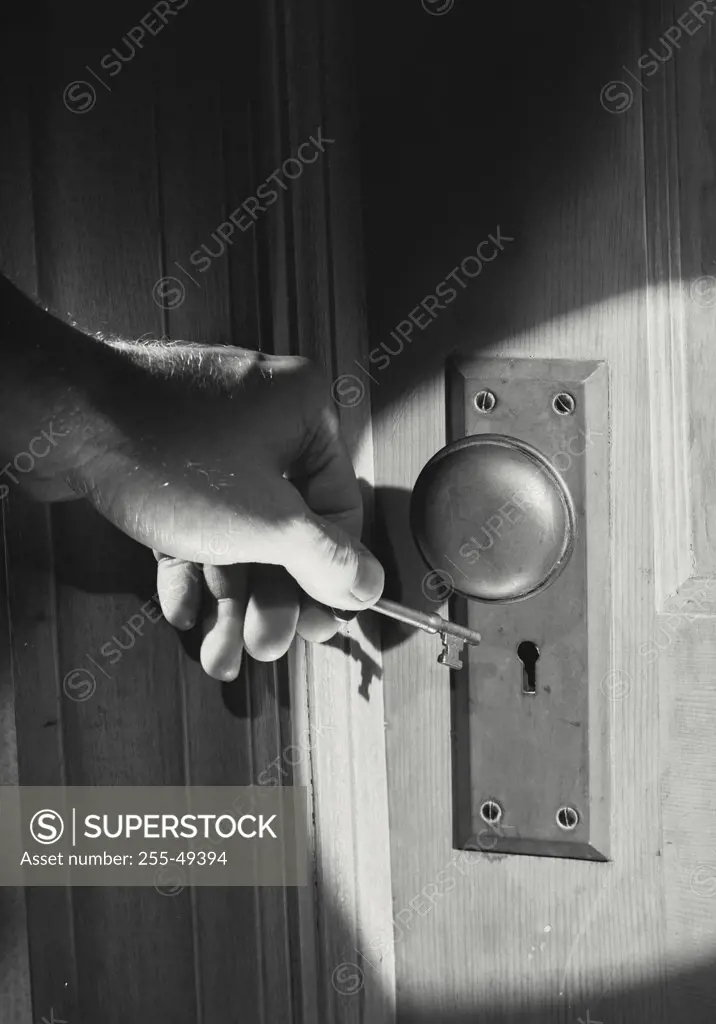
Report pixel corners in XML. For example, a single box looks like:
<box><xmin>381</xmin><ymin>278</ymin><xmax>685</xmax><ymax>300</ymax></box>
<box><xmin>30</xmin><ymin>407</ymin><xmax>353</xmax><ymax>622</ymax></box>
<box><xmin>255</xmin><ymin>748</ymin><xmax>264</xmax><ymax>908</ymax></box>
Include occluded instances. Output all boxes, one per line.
<box><xmin>409</xmin><ymin>434</ymin><xmax>576</xmax><ymax>603</ymax></box>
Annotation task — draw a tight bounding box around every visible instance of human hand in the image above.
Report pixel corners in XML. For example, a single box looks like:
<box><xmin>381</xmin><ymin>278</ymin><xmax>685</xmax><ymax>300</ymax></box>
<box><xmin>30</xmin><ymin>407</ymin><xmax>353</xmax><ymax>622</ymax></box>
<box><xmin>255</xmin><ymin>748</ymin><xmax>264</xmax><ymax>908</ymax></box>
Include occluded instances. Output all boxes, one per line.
<box><xmin>65</xmin><ymin>343</ymin><xmax>383</xmax><ymax>679</ymax></box>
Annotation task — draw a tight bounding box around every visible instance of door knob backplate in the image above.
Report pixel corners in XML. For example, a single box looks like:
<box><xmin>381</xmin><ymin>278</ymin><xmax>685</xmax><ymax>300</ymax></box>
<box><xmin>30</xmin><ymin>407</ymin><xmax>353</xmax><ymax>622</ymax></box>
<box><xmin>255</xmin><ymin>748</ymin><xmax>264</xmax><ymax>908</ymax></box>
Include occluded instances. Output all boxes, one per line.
<box><xmin>410</xmin><ymin>357</ymin><xmax>611</xmax><ymax>861</ymax></box>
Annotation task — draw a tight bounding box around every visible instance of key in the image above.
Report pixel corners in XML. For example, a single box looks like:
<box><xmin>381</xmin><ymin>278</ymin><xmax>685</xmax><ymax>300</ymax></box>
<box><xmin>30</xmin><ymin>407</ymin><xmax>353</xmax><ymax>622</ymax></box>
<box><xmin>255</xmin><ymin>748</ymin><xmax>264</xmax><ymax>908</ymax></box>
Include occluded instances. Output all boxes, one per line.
<box><xmin>437</xmin><ymin>633</ymin><xmax>466</xmax><ymax>671</ymax></box>
<box><xmin>370</xmin><ymin>599</ymin><xmax>481</xmax><ymax>671</ymax></box>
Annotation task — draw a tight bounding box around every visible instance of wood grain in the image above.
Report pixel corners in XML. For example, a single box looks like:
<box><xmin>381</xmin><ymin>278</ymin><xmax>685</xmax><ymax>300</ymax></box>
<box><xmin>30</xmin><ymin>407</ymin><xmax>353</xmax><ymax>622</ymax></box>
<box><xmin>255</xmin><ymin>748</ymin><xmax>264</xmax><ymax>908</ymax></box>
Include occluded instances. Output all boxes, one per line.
<box><xmin>260</xmin><ymin>0</ymin><xmax>396</xmax><ymax>1019</ymax></box>
<box><xmin>360</xmin><ymin>0</ymin><xmax>690</xmax><ymax>1020</ymax></box>
<box><xmin>29</xmin><ymin>4</ymin><xmax>197</xmax><ymax>1020</ymax></box>
<box><xmin>1</xmin><ymin>2</ymin><xmax>312</xmax><ymax>1021</ymax></box>
<box><xmin>0</xmin><ymin>11</ymin><xmax>72</xmax><ymax>1021</ymax></box>
<box><xmin>644</xmin><ymin>0</ymin><xmax>716</xmax><ymax>616</ymax></box>
<box><xmin>4</xmin><ymin>0</ymin><xmax>716</xmax><ymax>1020</ymax></box>
<box><xmin>152</xmin><ymin>16</ymin><xmax>294</xmax><ymax>1023</ymax></box>
<box><xmin>2</xmin><ymin>0</ymin><xmax>392</xmax><ymax>1021</ymax></box>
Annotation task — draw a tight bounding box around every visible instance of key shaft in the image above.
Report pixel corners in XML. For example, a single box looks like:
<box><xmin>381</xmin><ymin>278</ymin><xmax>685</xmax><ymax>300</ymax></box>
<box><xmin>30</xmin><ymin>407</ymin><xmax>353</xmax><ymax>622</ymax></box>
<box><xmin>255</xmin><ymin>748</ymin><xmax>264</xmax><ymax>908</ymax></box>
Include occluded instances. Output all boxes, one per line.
<box><xmin>372</xmin><ymin>599</ymin><xmax>481</xmax><ymax>647</ymax></box>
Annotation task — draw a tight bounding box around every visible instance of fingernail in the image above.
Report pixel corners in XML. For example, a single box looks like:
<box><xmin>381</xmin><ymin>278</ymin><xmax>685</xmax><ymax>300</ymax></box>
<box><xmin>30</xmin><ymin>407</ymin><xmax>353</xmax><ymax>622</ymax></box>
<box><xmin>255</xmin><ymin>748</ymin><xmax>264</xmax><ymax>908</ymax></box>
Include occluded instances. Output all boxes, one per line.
<box><xmin>218</xmin><ymin>664</ymin><xmax>241</xmax><ymax>682</ymax></box>
<box><xmin>349</xmin><ymin>552</ymin><xmax>384</xmax><ymax>605</ymax></box>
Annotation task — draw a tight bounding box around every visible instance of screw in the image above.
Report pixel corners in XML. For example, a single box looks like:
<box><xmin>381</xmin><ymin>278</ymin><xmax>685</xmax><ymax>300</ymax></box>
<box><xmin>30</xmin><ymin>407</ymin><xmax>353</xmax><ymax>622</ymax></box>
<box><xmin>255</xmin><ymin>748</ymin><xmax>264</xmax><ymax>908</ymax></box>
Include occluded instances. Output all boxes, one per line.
<box><xmin>556</xmin><ymin>806</ymin><xmax>579</xmax><ymax>831</ymax></box>
<box><xmin>479</xmin><ymin>799</ymin><xmax>503</xmax><ymax>824</ymax></box>
<box><xmin>474</xmin><ymin>389</ymin><xmax>497</xmax><ymax>413</ymax></box>
<box><xmin>552</xmin><ymin>392</ymin><xmax>576</xmax><ymax>416</ymax></box>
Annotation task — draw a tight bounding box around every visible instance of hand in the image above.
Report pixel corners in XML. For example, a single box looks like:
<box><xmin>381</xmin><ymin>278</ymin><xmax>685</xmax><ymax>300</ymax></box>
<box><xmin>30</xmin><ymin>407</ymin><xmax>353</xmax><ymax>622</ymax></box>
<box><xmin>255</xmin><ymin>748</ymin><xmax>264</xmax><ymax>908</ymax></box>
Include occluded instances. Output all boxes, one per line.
<box><xmin>64</xmin><ymin>343</ymin><xmax>383</xmax><ymax>680</ymax></box>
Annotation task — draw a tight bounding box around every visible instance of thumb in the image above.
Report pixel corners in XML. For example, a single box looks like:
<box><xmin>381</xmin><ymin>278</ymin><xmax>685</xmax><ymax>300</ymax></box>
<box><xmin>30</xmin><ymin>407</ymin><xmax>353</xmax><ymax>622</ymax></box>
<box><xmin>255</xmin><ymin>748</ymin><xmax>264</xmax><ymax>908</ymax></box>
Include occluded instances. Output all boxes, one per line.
<box><xmin>277</xmin><ymin>511</ymin><xmax>384</xmax><ymax>611</ymax></box>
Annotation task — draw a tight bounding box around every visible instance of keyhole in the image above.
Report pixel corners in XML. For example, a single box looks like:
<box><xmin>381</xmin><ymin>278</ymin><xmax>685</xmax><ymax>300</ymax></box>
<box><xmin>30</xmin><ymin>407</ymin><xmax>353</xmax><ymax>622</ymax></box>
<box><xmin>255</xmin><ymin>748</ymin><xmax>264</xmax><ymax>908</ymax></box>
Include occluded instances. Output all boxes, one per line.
<box><xmin>517</xmin><ymin>641</ymin><xmax>540</xmax><ymax>694</ymax></box>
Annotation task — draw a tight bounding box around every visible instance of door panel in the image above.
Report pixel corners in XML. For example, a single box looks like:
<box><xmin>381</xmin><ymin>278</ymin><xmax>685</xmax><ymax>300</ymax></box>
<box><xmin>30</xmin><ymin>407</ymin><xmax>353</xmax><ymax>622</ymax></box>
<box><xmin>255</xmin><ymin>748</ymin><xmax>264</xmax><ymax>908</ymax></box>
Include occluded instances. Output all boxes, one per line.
<box><xmin>356</xmin><ymin>0</ymin><xmax>716</xmax><ymax>1021</ymax></box>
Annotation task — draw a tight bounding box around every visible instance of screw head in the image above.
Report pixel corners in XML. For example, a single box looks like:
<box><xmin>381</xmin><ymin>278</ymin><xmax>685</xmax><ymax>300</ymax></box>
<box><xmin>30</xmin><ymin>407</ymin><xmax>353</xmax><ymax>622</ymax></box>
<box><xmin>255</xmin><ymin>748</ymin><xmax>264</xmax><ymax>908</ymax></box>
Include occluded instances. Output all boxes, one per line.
<box><xmin>479</xmin><ymin>799</ymin><xmax>503</xmax><ymax>824</ymax></box>
<box><xmin>552</xmin><ymin>392</ymin><xmax>576</xmax><ymax>416</ymax></box>
<box><xmin>474</xmin><ymin>389</ymin><xmax>497</xmax><ymax>413</ymax></box>
<box><xmin>556</xmin><ymin>806</ymin><xmax>579</xmax><ymax>830</ymax></box>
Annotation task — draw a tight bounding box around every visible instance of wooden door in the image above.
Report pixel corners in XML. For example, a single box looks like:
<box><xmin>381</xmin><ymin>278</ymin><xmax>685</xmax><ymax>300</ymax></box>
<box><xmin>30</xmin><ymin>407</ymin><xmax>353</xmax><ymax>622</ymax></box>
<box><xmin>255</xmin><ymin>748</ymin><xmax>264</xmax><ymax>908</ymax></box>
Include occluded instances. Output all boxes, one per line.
<box><xmin>2</xmin><ymin>0</ymin><xmax>716</xmax><ymax>1022</ymax></box>
<box><xmin>347</xmin><ymin>0</ymin><xmax>716</xmax><ymax>1021</ymax></box>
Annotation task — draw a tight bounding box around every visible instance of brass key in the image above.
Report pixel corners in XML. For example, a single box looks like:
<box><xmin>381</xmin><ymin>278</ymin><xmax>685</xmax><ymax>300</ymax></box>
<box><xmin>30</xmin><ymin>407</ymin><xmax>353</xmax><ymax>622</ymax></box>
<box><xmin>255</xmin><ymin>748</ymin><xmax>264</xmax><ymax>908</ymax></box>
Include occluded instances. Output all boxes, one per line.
<box><xmin>370</xmin><ymin>599</ymin><xmax>481</xmax><ymax>670</ymax></box>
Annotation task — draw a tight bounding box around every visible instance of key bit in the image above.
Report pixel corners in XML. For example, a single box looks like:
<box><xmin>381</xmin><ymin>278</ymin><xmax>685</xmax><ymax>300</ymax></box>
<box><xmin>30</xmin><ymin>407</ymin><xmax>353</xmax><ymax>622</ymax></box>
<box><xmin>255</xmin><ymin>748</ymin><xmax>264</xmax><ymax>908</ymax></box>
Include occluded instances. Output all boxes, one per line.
<box><xmin>438</xmin><ymin>633</ymin><xmax>466</xmax><ymax>671</ymax></box>
<box><xmin>370</xmin><ymin>598</ymin><xmax>480</xmax><ymax>670</ymax></box>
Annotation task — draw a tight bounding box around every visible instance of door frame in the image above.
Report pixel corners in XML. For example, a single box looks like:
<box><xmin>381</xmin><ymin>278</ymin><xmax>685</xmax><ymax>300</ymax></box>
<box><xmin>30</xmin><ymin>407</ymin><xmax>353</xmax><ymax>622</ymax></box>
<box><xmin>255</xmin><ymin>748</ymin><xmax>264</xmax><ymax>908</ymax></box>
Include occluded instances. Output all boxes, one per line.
<box><xmin>258</xmin><ymin>0</ymin><xmax>395</xmax><ymax>1020</ymax></box>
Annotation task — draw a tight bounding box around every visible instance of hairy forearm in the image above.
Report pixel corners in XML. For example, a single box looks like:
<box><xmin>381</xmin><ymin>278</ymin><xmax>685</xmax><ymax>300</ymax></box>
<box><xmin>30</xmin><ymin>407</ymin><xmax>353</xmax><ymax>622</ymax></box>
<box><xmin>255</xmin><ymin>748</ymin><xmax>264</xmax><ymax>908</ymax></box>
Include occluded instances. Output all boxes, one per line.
<box><xmin>0</xmin><ymin>274</ymin><xmax>270</xmax><ymax>500</ymax></box>
<box><xmin>0</xmin><ymin>275</ymin><xmax>147</xmax><ymax>496</ymax></box>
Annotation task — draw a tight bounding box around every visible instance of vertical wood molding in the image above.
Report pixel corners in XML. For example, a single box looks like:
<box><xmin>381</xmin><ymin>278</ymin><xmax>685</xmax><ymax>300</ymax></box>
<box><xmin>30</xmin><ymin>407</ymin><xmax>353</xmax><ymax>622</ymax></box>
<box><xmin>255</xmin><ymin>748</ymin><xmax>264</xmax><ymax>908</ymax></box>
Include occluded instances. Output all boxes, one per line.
<box><xmin>642</xmin><ymin>50</ymin><xmax>691</xmax><ymax>609</ymax></box>
<box><xmin>643</xmin><ymin>0</ymin><xmax>716</xmax><ymax>615</ymax></box>
<box><xmin>259</xmin><ymin>1</ymin><xmax>395</xmax><ymax>1019</ymax></box>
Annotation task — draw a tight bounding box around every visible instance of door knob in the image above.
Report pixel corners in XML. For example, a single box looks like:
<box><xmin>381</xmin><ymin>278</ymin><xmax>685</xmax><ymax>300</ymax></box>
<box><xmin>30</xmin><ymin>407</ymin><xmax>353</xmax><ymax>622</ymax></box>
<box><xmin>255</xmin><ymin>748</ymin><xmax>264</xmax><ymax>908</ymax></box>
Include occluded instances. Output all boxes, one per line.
<box><xmin>409</xmin><ymin>433</ymin><xmax>576</xmax><ymax>603</ymax></box>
